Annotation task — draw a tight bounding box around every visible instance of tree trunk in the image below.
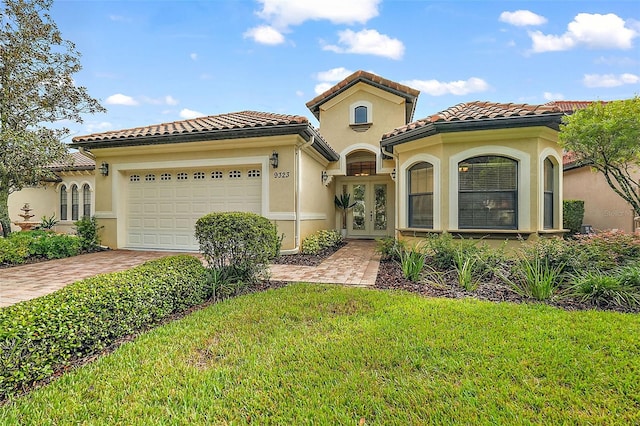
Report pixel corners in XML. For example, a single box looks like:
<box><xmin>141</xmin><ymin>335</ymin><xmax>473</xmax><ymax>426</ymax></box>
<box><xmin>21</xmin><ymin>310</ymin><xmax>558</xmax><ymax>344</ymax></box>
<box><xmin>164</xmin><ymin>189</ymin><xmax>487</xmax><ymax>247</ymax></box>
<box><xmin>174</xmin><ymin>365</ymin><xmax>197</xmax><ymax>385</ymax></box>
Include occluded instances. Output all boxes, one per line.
<box><xmin>0</xmin><ymin>185</ymin><xmax>11</xmax><ymax>237</ymax></box>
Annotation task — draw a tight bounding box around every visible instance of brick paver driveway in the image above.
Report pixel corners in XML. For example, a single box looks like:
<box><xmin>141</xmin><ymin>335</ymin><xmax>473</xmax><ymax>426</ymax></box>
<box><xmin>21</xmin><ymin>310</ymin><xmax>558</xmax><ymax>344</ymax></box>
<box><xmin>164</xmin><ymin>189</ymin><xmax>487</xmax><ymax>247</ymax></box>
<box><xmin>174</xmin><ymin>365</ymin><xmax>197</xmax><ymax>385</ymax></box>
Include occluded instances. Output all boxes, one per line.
<box><xmin>0</xmin><ymin>250</ymin><xmax>187</xmax><ymax>307</ymax></box>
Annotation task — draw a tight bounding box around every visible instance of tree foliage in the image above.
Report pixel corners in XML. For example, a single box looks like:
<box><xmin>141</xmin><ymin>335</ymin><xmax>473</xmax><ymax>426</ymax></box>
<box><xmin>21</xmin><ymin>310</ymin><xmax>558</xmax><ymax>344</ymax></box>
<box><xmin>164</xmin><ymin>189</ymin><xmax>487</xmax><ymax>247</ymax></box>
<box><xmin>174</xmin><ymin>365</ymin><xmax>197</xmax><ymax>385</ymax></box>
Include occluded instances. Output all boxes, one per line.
<box><xmin>0</xmin><ymin>0</ymin><xmax>105</xmax><ymax>236</ymax></box>
<box><xmin>559</xmin><ymin>97</ymin><xmax>640</xmax><ymax>215</ymax></box>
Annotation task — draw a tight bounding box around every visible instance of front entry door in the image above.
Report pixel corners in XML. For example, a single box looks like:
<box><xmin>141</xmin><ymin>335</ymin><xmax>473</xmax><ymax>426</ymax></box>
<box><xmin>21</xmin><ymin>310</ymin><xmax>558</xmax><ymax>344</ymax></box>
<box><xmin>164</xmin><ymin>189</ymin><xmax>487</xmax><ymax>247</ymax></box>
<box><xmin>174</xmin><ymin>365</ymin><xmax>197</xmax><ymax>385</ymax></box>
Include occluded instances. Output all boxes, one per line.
<box><xmin>347</xmin><ymin>182</ymin><xmax>389</xmax><ymax>237</ymax></box>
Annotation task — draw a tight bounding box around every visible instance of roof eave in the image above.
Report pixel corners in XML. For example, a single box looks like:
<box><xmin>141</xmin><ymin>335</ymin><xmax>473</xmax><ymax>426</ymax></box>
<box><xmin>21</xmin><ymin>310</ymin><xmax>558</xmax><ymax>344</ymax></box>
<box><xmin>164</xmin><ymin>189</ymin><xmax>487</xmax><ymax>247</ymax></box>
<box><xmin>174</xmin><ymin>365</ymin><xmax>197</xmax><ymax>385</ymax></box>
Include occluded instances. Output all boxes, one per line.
<box><xmin>382</xmin><ymin>114</ymin><xmax>563</xmax><ymax>154</ymax></box>
<box><xmin>71</xmin><ymin>123</ymin><xmax>340</xmax><ymax>162</ymax></box>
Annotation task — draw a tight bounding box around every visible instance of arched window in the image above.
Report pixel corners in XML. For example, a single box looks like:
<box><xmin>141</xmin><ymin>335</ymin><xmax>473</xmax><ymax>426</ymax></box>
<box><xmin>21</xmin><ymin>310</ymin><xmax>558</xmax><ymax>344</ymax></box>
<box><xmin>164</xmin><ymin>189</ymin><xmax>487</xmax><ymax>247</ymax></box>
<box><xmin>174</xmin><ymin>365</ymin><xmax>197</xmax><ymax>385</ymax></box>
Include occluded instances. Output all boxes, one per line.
<box><xmin>408</xmin><ymin>162</ymin><xmax>434</xmax><ymax>228</ymax></box>
<box><xmin>458</xmin><ymin>156</ymin><xmax>517</xmax><ymax>229</ymax></box>
<box><xmin>83</xmin><ymin>184</ymin><xmax>91</xmax><ymax>218</ymax></box>
<box><xmin>60</xmin><ymin>185</ymin><xmax>68</xmax><ymax>221</ymax></box>
<box><xmin>71</xmin><ymin>184</ymin><xmax>79</xmax><ymax>221</ymax></box>
<box><xmin>354</xmin><ymin>105</ymin><xmax>368</xmax><ymax>124</ymax></box>
<box><xmin>544</xmin><ymin>158</ymin><xmax>554</xmax><ymax>229</ymax></box>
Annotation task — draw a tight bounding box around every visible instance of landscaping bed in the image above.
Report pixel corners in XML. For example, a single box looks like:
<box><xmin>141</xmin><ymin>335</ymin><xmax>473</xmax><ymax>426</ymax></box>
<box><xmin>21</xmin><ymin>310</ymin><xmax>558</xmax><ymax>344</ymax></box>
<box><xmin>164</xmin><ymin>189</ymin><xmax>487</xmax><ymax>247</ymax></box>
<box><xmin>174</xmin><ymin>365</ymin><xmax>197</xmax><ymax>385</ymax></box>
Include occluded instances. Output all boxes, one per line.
<box><xmin>272</xmin><ymin>240</ymin><xmax>346</xmax><ymax>266</ymax></box>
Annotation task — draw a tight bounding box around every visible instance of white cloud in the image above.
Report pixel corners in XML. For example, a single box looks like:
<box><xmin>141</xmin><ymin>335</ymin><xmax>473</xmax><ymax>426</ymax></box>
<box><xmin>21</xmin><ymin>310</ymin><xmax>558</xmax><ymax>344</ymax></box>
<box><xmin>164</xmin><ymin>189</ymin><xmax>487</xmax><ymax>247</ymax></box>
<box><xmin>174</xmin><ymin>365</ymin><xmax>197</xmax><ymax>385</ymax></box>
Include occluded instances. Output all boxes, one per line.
<box><xmin>314</xmin><ymin>82</ymin><xmax>333</xmax><ymax>95</ymax></box>
<box><xmin>165</xmin><ymin>95</ymin><xmax>179</xmax><ymax>106</ymax></box>
<box><xmin>530</xmin><ymin>13</ymin><xmax>637</xmax><ymax>53</ymax></box>
<box><xmin>179</xmin><ymin>108</ymin><xmax>206</xmax><ymax>119</ymax></box>
<box><xmin>85</xmin><ymin>122</ymin><xmax>113</xmax><ymax>133</ymax></box>
<box><xmin>316</xmin><ymin>67</ymin><xmax>353</xmax><ymax>82</ymax></box>
<box><xmin>295</xmin><ymin>90</ymin><xmax>304</xmax><ymax>97</ymax></box>
<box><xmin>401</xmin><ymin>77</ymin><xmax>490</xmax><ymax>96</ymax></box>
<box><xmin>243</xmin><ymin>25</ymin><xmax>285</xmax><ymax>45</ymax></box>
<box><xmin>105</xmin><ymin>93</ymin><xmax>138</xmax><ymax>106</ymax></box>
<box><xmin>323</xmin><ymin>29</ymin><xmax>405</xmax><ymax>60</ymax></box>
<box><xmin>190</xmin><ymin>53</ymin><xmax>198</xmax><ymax>60</ymax></box>
<box><xmin>255</xmin><ymin>0</ymin><xmax>380</xmax><ymax>28</ymax></box>
<box><xmin>500</xmin><ymin>10</ymin><xmax>547</xmax><ymax>27</ymax></box>
<box><xmin>583</xmin><ymin>73</ymin><xmax>639</xmax><ymax>88</ymax></box>
<box><xmin>543</xmin><ymin>92</ymin><xmax>564</xmax><ymax>101</ymax></box>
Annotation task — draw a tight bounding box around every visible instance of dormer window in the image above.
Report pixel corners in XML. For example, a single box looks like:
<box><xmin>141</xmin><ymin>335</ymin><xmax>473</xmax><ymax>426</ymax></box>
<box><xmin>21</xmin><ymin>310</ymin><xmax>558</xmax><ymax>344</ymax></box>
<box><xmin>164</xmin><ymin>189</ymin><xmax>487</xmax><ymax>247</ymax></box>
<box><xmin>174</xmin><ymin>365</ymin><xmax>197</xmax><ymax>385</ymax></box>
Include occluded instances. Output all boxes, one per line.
<box><xmin>350</xmin><ymin>101</ymin><xmax>373</xmax><ymax>131</ymax></box>
<box><xmin>354</xmin><ymin>106</ymin><xmax>368</xmax><ymax>124</ymax></box>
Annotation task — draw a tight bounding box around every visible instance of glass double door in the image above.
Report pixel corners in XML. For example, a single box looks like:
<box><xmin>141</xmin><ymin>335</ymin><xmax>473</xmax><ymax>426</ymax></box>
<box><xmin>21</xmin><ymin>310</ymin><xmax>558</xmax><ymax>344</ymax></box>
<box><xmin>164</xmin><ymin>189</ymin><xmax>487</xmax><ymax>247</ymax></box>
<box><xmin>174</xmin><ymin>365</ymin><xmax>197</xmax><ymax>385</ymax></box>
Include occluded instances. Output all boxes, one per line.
<box><xmin>346</xmin><ymin>182</ymin><xmax>390</xmax><ymax>237</ymax></box>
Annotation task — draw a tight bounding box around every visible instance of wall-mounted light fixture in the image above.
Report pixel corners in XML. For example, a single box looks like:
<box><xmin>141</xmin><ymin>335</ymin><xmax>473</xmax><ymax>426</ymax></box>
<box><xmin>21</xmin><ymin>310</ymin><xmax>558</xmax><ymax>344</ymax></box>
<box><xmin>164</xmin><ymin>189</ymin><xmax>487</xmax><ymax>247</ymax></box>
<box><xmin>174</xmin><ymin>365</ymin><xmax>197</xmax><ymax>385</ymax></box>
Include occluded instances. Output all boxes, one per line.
<box><xmin>390</xmin><ymin>168</ymin><xmax>396</xmax><ymax>181</ymax></box>
<box><xmin>99</xmin><ymin>162</ymin><xmax>109</xmax><ymax>176</ymax></box>
<box><xmin>269</xmin><ymin>151</ymin><xmax>279</xmax><ymax>168</ymax></box>
<box><xmin>458</xmin><ymin>164</ymin><xmax>469</xmax><ymax>173</ymax></box>
<box><xmin>321</xmin><ymin>170</ymin><xmax>328</xmax><ymax>183</ymax></box>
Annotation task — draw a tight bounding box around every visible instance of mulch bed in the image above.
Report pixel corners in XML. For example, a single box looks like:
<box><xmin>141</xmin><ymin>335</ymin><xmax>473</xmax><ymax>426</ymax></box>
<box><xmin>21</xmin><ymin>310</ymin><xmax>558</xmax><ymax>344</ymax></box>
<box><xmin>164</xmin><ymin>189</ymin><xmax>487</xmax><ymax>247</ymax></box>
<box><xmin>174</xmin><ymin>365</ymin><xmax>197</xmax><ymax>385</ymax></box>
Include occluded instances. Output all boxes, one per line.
<box><xmin>374</xmin><ymin>258</ymin><xmax>639</xmax><ymax>314</ymax></box>
<box><xmin>271</xmin><ymin>241</ymin><xmax>347</xmax><ymax>266</ymax></box>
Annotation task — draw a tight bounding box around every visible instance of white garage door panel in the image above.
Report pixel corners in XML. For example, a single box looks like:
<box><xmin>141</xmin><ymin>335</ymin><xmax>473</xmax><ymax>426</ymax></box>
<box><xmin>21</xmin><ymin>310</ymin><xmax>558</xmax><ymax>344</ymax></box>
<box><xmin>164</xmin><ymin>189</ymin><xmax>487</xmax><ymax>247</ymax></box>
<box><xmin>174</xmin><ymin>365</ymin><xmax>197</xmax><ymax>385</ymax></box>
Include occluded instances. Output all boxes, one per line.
<box><xmin>126</xmin><ymin>167</ymin><xmax>262</xmax><ymax>250</ymax></box>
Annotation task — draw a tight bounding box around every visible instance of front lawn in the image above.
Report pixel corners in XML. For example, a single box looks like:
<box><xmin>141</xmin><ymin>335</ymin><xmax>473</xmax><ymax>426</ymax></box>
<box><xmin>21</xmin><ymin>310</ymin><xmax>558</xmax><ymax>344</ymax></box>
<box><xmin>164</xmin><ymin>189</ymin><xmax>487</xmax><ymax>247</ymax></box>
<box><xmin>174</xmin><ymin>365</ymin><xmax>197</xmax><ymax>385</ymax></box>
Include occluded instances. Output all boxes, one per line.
<box><xmin>1</xmin><ymin>284</ymin><xmax>638</xmax><ymax>424</ymax></box>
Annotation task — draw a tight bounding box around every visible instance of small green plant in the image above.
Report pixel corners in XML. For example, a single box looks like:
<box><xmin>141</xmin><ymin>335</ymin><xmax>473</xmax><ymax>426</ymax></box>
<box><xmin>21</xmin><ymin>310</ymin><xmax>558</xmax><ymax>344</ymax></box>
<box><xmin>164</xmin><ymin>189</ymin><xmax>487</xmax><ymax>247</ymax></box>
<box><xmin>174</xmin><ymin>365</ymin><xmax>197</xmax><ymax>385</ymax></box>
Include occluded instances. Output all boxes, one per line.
<box><xmin>569</xmin><ymin>270</ymin><xmax>640</xmax><ymax>308</ymax></box>
<box><xmin>563</xmin><ymin>199</ymin><xmax>585</xmax><ymax>236</ymax></box>
<box><xmin>334</xmin><ymin>193</ymin><xmax>356</xmax><ymax>230</ymax></box>
<box><xmin>207</xmin><ymin>266</ymin><xmax>249</xmax><ymax>301</ymax></box>
<box><xmin>375</xmin><ymin>237</ymin><xmax>403</xmax><ymax>260</ymax></box>
<box><xmin>395</xmin><ymin>244</ymin><xmax>426</xmax><ymax>282</ymax></box>
<box><xmin>503</xmin><ymin>254</ymin><xmax>565</xmax><ymax>300</ymax></box>
<box><xmin>39</xmin><ymin>214</ymin><xmax>59</xmax><ymax>230</ymax></box>
<box><xmin>301</xmin><ymin>230</ymin><xmax>343</xmax><ymax>255</ymax></box>
<box><xmin>454</xmin><ymin>249</ymin><xmax>481</xmax><ymax>291</ymax></box>
<box><xmin>74</xmin><ymin>216</ymin><xmax>103</xmax><ymax>251</ymax></box>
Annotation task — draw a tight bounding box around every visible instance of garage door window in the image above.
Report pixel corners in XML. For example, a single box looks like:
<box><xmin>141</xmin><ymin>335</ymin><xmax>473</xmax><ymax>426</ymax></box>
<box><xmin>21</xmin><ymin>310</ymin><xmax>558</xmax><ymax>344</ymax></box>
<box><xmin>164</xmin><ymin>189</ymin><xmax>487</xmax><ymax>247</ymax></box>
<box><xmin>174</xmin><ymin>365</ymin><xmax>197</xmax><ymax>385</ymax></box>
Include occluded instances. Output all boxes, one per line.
<box><xmin>177</xmin><ymin>172</ymin><xmax>188</xmax><ymax>180</ymax></box>
<box><xmin>212</xmin><ymin>171</ymin><xmax>223</xmax><ymax>179</ymax></box>
<box><xmin>194</xmin><ymin>172</ymin><xmax>205</xmax><ymax>180</ymax></box>
<box><xmin>229</xmin><ymin>170</ymin><xmax>241</xmax><ymax>179</ymax></box>
<box><xmin>161</xmin><ymin>173</ymin><xmax>171</xmax><ymax>181</ymax></box>
<box><xmin>145</xmin><ymin>174</ymin><xmax>155</xmax><ymax>181</ymax></box>
<box><xmin>248</xmin><ymin>169</ymin><xmax>261</xmax><ymax>178</ymax></box>
<box><xmin>130</xmin><ymin>175</ymin><xmax>140</xmax><ymax>182</ymax></box>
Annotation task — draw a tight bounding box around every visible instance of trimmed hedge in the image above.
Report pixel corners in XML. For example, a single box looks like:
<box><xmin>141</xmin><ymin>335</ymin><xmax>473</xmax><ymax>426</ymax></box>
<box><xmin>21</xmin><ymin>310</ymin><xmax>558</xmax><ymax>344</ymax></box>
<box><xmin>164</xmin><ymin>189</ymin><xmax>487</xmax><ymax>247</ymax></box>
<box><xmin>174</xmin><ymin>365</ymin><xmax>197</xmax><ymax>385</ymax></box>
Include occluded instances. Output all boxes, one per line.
<box><xmin>0</xmin><ymin>231</ymin><xmax>82</xmax><ymax>266</ymax></box>
<box><xmin>195</xmin><ymin>212</ymin><xmax>280</xmax><ymax>283</ymax></box>
<box><xmin>301</xmin><ymin>229</ymin><xmax>343</xmax><ymax>255</ymax></box>
<box><xmin>0</xmin><ymin>255</ymin><xmax>208</xmax><ymax>399</ymax></box>
<box><xmin>563</xmin><ymin>199</ymin><xmax>585</xmax><ymax>235</ymax></box>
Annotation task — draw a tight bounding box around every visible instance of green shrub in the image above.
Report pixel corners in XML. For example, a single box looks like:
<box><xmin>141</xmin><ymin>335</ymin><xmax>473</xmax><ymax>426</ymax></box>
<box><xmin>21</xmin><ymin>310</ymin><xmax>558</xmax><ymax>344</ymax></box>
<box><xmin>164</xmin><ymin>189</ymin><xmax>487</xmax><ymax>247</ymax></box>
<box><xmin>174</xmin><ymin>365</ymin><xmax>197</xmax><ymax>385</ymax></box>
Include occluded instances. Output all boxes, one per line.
<box><xmin>573</xmin><ymin>230</ymin><xmax>640</xmax><ymax>271</ymax></box>
<box><xmin>424</xmin><ymin>233</ymin><xmax>502</xmax><ymax>277</ymax></box>
<box><xmin>0</xmin><ymin>255</ymin><xmax>207</xmax><ymax>399</ymax></box>
<box><xmin>375</xmin><ymin>237</ymin><xmax>403</xmax><ymax>261</ymax></box>
<box><xmin>395</xmin><ymin>244</ymin><xmax>426</xmax><ymax>282</ymax></box>
<box><xmin>502</xmin><ymin>251</ymin><xmax>565</xmax><ymax>301</ymax></box>
<box><xmin>301</xmin><ymin>229</ymin><xmax>343</xmax><ymax>255</ymax></box>
<box><xmin>0</xmin><ymin>237</ymin><xmax>29</xmax><ymax>265</ymax></box>
<box><xmin>569</xmin><ymin>270</ymin><xmax>640</xmax><ymax>308</ymax></box>
<box><xmin>195</xmin><ymin>212</ymin><xmax>280</xmax><ymax>283</ymax></box>
<box><xmin>453</xmin><ymin>249</ymin><xmax>483</xmax><ymax>292</ymax></box>
<box><xmin>0</xmin><ymin>231</ymin><xmax>82</xmax><ymax>265</ymax></box>
<box><xmin>563</xmin><ymin>200</ymin><xmax>584</xmax><ymax>235</ymax></box>
<box><xmin>74</xmin><ymin>216</ymin><xmax>103</xmax><ymax>251</ymax></box>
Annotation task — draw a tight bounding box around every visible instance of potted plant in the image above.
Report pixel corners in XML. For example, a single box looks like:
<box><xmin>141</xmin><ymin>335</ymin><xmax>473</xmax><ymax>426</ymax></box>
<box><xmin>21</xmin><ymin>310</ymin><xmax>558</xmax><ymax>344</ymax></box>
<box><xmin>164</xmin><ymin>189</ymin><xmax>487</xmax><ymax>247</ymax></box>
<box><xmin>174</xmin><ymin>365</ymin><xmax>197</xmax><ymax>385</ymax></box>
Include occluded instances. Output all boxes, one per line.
<box><xmin>334</xmin><ymin>193</ymin><xmax>356</xmax><ymax>237</ymax></box>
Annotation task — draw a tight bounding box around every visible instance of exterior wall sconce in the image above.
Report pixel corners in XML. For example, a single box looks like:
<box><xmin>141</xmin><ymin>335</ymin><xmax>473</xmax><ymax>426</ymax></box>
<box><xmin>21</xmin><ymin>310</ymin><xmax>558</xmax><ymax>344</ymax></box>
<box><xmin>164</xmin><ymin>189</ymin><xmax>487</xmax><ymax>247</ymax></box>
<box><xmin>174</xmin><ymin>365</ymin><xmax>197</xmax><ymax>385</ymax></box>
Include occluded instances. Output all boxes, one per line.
<box><xmin>269</xmin><ymin>151</ymin><xmax>279</xmax><ymax>168</ymax></box>
<box><xmin>321</xmin><ymin>170</ymin><xmax>328</xmax><ymax>183</ymax></box>
<box><xmin>390</xmin><ymin>168</ymin><xmax>396</xmax><ymax>181</ymax></box>
<box><xmin>99</xmin><ymin>162</ymin><xmax>109</xmax><ymax>176</ymax></box>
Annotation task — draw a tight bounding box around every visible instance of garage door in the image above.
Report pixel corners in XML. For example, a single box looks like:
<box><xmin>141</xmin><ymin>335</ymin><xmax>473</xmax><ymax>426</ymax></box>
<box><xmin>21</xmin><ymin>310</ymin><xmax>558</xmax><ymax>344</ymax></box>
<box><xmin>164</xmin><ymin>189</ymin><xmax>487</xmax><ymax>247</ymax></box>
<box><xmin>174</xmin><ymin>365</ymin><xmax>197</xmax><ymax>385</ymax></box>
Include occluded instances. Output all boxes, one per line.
<box><xmin>126</xmin><ymin>167</ymin><xmax>262</xmax><ymax>250</ymax></box>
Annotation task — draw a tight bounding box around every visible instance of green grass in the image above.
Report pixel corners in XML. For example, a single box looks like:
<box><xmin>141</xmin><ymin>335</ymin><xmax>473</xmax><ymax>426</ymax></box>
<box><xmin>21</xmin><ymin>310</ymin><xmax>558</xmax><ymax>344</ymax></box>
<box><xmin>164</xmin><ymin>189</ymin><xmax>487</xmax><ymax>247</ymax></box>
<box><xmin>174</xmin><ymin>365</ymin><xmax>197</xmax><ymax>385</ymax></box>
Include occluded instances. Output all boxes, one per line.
<box><xmin>1</xmin><ymin>284</ymin><xmax>639</xmax><ymax>424</ymax></box>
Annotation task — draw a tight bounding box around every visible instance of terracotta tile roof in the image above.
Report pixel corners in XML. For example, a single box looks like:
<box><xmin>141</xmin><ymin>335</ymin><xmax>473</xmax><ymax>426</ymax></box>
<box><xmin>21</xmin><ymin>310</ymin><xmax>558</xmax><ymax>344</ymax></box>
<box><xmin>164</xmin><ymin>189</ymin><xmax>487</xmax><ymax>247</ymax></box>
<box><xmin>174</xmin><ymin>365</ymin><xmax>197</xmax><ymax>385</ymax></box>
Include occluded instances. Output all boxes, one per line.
<box><xmin>544</xmin><ymin>100</ymin><xmax>607</xmax><ymax>114</ymax></box>
<box><xmin>72</xmin><ymin>111</ymin><xmax>310</xmax><ymax>143</ymax></box>
<box><xmin>382</xmin><ymin>101</ymin><xmax>563</xmax><ymax>140</ymax></box>
<box><xmin>47</xmin><ymin>152</ymin><xmax>95</xmax><ymax>171</ymax></box>
<box><xmin>305</xmin><ymin>70</ymin><xmax>420</xmax><ymax>123</ymax></box>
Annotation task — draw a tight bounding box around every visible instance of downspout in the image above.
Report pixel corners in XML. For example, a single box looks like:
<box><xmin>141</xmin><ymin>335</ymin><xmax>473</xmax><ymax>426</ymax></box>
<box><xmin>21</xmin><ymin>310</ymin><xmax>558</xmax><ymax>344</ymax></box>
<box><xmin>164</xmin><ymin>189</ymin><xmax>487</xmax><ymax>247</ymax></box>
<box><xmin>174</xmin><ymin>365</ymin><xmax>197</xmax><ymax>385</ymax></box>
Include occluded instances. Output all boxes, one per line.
<box><xmin>281</xmin><ymin>135</ymin><xmax>314</xmax><ymax>255</ymax></box>
<box><xmin>78</xmin><ymin>147</ymin><xmax>95</xmax><ymax>160</ymax></box>
<box><xmin>386</xmin><ymin>147</ymin><xmax>400</xmax><ymax>240</ymax></box>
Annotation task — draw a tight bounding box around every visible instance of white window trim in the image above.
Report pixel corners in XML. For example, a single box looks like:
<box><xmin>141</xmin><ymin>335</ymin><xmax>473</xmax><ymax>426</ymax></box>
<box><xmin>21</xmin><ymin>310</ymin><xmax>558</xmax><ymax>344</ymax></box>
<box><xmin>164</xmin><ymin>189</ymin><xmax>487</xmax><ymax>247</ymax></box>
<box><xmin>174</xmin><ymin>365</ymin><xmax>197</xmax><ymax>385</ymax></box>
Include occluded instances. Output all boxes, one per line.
<box><xmin>349</xmin><ymin>100</ymin><xmax>373</xmax><ymax>125</ymax></box>
<box><xmin>399</xmin><ymin>154</ymin><xmax>441</xmax><ymax>230</ymax></box>
<box><xmin>539</xmin><ymin>148</ymin><xmax>562</xmax><ymax>230</ymax></box>
<box><xmin>449</xmin><ymin>146</ymin><xmax>530</xmax><ymax>230</ymax></box>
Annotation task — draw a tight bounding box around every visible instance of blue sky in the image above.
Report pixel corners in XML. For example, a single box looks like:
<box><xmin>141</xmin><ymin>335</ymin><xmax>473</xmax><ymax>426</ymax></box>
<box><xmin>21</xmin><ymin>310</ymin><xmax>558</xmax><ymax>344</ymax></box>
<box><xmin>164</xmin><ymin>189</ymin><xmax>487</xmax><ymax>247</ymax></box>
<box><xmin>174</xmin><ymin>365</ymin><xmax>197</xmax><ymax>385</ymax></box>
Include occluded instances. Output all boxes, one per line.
<box><xmin>50</xmin><ymin>0</ymin><xmax>639</xmax><ymax>140</ymax></box>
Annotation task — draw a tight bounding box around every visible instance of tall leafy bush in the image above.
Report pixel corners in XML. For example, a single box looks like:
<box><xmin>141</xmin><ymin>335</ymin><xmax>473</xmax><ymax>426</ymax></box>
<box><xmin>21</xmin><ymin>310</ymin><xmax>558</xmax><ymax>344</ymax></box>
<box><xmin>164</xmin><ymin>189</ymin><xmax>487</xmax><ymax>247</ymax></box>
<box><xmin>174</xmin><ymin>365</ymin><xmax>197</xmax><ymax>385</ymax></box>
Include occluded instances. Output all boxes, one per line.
<box><xmin>195</xmin><ymin>212</ymin><xmax>280</xmax><ymax>284</ymax></box>
<box><xmin>563</xmin><ymin>200</ymin><xmax>584</xmax><ymax>235</ymax></box>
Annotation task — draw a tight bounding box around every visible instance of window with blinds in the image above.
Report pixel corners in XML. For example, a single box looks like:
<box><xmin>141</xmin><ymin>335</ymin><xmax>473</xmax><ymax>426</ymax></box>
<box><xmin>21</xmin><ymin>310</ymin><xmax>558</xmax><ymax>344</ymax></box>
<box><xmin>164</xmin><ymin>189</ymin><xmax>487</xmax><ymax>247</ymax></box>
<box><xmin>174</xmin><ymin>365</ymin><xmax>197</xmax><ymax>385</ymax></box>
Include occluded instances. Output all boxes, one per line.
<box><xmin>458</xmin><ymin>156</ymin><xmax>517</xmax><ymax>229</ymax></box>
<box><xmin>408</xmin><ymin>162</ymin><xmax>434</xmax><ymax>228</ymax></box>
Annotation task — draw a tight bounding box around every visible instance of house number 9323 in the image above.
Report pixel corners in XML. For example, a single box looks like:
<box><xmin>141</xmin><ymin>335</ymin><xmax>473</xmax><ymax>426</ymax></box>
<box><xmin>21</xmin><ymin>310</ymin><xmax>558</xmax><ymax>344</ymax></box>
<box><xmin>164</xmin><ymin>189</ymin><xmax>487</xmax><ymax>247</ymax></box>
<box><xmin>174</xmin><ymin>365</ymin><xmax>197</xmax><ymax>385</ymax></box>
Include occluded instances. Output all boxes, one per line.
<box><xmin>273</xmin><ymin>171</ymin><xmax>290</xmax><ymax>178</ymax></box>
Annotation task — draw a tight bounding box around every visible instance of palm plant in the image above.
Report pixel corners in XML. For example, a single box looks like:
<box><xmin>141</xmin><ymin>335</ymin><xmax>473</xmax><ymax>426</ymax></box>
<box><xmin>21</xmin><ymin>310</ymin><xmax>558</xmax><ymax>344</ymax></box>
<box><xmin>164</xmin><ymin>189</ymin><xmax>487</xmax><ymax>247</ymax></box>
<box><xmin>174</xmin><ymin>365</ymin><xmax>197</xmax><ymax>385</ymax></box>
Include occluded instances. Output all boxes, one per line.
<box><xmin>334</xmin><ymin>193</ymin><xmax>357</xmax><ymax>231</ymax></box>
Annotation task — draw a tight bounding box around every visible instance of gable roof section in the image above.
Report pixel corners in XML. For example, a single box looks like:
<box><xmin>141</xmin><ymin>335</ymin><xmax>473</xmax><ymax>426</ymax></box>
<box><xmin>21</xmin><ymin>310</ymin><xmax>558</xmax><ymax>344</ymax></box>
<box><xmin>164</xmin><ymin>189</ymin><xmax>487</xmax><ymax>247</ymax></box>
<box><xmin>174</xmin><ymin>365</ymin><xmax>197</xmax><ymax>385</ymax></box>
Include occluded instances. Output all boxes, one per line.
<box><xmin>305</xmin><ymin>70</ymin><xmax>420</xmax><ymax>124</ymax></box>
<box><xmin>71</xmin><ymin>111</ymin><xmax>338</xmax><ymax>161</ymax></box>
<box><xmin>381</xmin><ymin>101</ymin><xmax>564</xmax><ymax>153</ymax></box>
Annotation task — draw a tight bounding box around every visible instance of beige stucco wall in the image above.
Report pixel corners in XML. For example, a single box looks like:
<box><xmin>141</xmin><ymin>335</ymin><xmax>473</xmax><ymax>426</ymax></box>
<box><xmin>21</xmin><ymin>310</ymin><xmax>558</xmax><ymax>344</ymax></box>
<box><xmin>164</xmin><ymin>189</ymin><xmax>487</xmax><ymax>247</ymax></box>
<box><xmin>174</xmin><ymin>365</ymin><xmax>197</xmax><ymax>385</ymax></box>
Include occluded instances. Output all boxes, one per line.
<box><xmin>564</xmin><ymin>166</ymin><xmax>638</xmax><ymax>233</ymax></box>
<box><xmin>87</xmin><ymin>134</ymin><xmax>334</xmax><ymax>251</ymax></box>
<box><xmin>8</xmin><ymin>172</ymin><xmax>95</xmax><ymax>234</ymax></box>
<box><xmin>393</xmin><ymin>126</ymin><xmax>563</xmax><ymax>242</ymax></box>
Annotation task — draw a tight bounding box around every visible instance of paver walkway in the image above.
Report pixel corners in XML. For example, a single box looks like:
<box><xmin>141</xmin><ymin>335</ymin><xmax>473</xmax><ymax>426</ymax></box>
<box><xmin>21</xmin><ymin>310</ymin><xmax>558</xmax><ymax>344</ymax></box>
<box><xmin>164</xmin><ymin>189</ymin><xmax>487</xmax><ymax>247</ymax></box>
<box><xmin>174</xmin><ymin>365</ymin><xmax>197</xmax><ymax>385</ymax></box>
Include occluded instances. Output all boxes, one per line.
<box><xmin>0</xmin><ymin>240</ymin><xmax>380</xmax><ymax>308</ymax></box>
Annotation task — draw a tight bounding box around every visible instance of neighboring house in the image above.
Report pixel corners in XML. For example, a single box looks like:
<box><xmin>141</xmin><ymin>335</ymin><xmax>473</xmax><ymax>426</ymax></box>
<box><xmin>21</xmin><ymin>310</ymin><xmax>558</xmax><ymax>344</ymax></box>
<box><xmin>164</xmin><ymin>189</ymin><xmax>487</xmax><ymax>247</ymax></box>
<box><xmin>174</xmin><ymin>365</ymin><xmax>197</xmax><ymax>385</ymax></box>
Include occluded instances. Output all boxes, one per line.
<box><xmin>69</xmin><ymin>70</ymin><xmax>566</xmax><ymax>252</ymax></box>
<box><xmin>547</xmin><ymin>101</ymin><xmax>638</xmax><ymax>233</ymax></box>
<box><xmin>8</xmin><ymin>152</ymin><xmax>95</xmax><ymax>233</ymax></box>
